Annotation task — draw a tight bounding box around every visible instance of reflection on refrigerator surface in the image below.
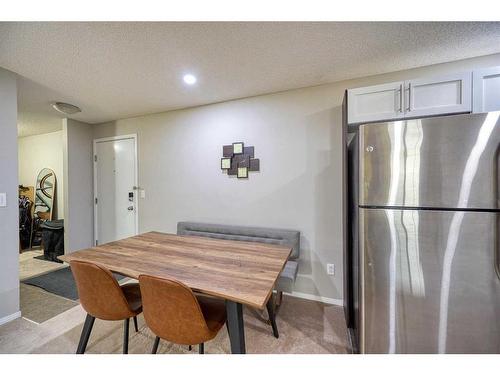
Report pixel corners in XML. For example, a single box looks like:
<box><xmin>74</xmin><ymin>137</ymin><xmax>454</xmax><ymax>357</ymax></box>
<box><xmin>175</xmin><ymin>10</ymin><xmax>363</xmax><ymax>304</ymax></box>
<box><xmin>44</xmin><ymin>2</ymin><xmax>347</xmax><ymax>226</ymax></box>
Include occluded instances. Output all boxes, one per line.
<box><xmin>355</xmin><ymin>112</ymin><xmax>500</xmax><ymax>353</ymax></box>
<box><xmin>363</xmin><ymin>208</ymin><xmax>500</xmax><ymax>353</ymax></box>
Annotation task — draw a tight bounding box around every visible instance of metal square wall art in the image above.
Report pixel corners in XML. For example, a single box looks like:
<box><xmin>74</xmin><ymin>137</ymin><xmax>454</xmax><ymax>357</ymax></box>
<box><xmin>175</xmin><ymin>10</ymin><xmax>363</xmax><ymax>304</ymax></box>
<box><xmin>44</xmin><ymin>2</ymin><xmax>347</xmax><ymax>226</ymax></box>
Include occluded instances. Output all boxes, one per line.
<box><xmin>221</xmin><ymin>142</ymin><xmax>260</xmax><ymax>179</ymax></box>
<box><xmin>232</xmin><ymin>142</ymin><xmax>244</xmax><ymax>155</ymax></box>
<box><xmin>221</xmin><ymin>158</ymin><xmax>231</xmax><ymax>170</ymax></box>
<box><xmin>237</xmin><ymin>167</ymin><xmax>248</xmax><ymax>179</ymax></box>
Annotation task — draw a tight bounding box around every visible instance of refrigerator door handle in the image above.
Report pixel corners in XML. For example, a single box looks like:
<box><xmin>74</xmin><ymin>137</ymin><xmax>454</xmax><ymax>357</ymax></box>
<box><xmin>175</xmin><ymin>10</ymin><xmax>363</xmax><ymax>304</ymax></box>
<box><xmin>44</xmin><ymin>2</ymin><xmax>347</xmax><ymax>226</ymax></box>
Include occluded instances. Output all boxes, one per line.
<box><xmin>407</xmin><ymin>82</ymin><xmax>412</xmax><ymax>112</ymax></box>
<box><xmin>399</xmin><ymin>84</ymin><xmax>403</xmax><ymax>113</ymax></box>
<box><xmin>496</xmin><ymin>215</ymin><xmax>500</xmax><ymax>281</ymax></box>
<box><xmin>496</xmin><ymin>145</ymin><xmax>500</xmax><ymax>281</ymax></box>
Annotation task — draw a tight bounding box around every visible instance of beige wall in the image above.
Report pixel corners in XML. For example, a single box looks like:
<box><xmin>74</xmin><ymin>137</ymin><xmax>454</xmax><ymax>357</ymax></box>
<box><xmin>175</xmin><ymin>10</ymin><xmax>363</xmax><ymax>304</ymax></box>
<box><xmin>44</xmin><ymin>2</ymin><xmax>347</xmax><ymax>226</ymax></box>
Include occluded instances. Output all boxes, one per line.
<box><xmin>93</xmin><ymin>53</ymin><xmax>500</xmax><ymax>303</ymax></box>
<box><xmin>0</xmin><ymin>68</ymin><xmax>19</xmax><ymax>322</ymax></box>
<box><xmin>63</xmin><ymin>119</ymin><xmax>94</xmax><ymax>253</ymax></box>
<box><xmin>18</xmin><ymin>130</ymin><xmax>64</xmax><ymax>220</ymax></box>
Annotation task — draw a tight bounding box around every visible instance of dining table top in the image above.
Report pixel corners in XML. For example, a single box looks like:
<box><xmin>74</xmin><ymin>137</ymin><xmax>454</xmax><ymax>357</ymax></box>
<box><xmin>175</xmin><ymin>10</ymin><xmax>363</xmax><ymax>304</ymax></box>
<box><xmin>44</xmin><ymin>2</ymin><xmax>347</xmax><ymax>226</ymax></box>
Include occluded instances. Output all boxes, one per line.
<box><xmin>59</xmin><ymin>231</ymin><xmax>292</xmax><ymax>309</ymax></box>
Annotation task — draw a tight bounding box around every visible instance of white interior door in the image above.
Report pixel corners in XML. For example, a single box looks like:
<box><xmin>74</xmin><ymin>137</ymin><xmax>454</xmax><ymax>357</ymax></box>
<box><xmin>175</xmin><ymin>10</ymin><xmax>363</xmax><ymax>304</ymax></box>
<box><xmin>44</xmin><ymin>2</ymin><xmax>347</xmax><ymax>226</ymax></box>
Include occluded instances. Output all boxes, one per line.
<box><xmin>94</xmin><ymin>135</ymin><xmax>138</xmax><ymax>245</ymax></box>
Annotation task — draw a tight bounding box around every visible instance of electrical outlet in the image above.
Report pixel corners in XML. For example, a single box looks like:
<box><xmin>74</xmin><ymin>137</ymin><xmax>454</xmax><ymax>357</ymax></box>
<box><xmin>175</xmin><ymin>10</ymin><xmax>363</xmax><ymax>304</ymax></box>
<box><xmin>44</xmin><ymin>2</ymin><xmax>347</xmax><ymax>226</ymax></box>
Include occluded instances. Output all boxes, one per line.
<box><xmin>0</xmin><ymin>193</ymin><xmax>6</xmax><ymax>207</ymax></box>
<box><xmin>327</xmin><ymin>263</ymin><xmax>335</xmax><ymax>276</ymax></box>
<box><xmin>140</xmin><ymin>189</ymin><xmax>146</xmax><ymax>199</ymax></box>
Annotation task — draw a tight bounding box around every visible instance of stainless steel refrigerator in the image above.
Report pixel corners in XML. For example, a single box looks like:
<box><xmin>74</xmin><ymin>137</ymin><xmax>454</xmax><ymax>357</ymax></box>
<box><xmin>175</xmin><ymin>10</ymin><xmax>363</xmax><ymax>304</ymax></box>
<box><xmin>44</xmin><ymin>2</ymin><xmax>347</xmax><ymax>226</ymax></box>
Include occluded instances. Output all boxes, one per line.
<box><xmin>347</xmin><ymin>112</ymin><xmax>500</xmax><ymax>353</ymax></box>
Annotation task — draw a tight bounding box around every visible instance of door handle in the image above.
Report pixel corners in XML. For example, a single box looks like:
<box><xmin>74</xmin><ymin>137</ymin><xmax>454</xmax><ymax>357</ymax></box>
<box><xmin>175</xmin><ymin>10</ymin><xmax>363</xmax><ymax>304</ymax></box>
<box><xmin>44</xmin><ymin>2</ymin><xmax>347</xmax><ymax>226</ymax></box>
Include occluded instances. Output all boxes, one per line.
<box><xmin>127</xmin><ymin>206</ymin><xmax>134</xmax><ymax>211</ymax></box>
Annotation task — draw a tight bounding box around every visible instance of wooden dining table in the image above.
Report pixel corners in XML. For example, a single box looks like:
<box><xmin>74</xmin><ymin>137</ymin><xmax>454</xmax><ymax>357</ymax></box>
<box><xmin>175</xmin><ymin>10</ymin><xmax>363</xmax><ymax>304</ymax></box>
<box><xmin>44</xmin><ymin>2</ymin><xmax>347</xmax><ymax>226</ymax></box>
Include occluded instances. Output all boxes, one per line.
<box><xmin>59</xmin><ymin>231</ymin><xmax>292</xmax><ymax>354</ymax></box>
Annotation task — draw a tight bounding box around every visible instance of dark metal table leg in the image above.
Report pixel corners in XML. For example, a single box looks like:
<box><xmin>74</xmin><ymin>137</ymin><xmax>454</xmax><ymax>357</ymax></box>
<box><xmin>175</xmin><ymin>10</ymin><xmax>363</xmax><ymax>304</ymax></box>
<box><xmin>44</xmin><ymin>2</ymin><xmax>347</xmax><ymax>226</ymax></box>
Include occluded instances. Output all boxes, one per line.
<box><xmin>76</xmin><ymin>314</ymin><xmax>95</xmax><ymax>354</ymax></box>
<box><xmin>152</xmin><ymin>336</ymin><xmax>160</xmax><ymax>354</ymax></box>
<box><xmin>266</xmin><ymin>295</ymin><xmax>279</xmax><ymax>338</ymax></box>
<box><xmin>123</xmin><ymin>318</ymin><xmax>130</xmax><ymax>354</ymax></box>
<box><xmin>274</xmin><ymin>290</ymin><xmax>283</xmax><ymax>315</ymax></box>
<box><xmin>133</xmin><ymin>316</ymin><xmax>139</xmax><ymax>332</ymax></box>
<box><xmin>199</xmin><ymin>342</ymin><xmax>204</xmax><ymax>354</ymax></box>
<box><xmin>225</xmin><ymin>300</ymin><xmax>246</xmax><ymax>354</ymax></box>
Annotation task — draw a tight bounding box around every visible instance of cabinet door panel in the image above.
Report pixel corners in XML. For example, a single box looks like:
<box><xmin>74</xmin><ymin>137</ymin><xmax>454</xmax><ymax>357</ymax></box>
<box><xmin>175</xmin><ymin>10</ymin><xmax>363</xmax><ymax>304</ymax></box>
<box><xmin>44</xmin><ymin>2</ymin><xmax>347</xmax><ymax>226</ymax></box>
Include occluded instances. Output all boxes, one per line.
<box><xmin>348</xmin><ymin>81</ymin><xmax>405</xmax><ymax>124</ymax></box>
<box><xmin>473</xmin><ymin>66</ymin><xmax>500</xmax><ymax>113</ymax></box>
<box><xmin>406</xmin><ymin>72</ymin><xmax>472</xmax><ymax>118</ymax></box>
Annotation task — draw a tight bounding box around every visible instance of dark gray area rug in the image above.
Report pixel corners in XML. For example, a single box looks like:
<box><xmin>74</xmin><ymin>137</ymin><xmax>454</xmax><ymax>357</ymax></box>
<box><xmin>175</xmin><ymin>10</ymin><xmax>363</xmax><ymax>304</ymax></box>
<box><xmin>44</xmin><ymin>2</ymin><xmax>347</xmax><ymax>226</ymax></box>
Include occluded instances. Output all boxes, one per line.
<box><xmin>22</xmin><ymin>267</ymin><xmax>126</xmax><ymax>301</ymax></box>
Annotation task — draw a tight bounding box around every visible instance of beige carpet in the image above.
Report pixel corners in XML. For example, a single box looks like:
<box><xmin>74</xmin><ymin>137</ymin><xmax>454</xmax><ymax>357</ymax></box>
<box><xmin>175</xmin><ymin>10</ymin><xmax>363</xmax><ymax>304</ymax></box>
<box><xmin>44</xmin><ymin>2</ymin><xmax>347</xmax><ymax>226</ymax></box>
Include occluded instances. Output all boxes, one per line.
<box><xmin>11</xmin><ymin>251</ymin><xmax>351</xmax><ymax>354</ymax></box>
<box><xmin>19</xmin><ymin>249</ymin><xmax>67</xmax><ymax>281</ymax></box>
<box><xmin>19</xmin><ymin>249</ymin><xmax>76</xmax><ymax>323</ymax></box>
<box><xmin>28</xmin><ymin>296</ymin><xmax>350</xmax><ymax>354</ymax></box>
<box><xmin>20</xmin><ymin>284</ymin><xmax>78</xmax><ymax>324</ymax></box>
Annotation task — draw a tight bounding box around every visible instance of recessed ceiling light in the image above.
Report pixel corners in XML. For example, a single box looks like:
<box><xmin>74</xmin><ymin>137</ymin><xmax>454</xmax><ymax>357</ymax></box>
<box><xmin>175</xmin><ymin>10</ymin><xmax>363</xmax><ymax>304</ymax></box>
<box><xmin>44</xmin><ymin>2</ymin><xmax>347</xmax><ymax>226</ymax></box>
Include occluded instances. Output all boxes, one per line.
<box><xmin>52</xmin><ymin>102</ymin><xmax>81</xmax><ymax>115</ymax></box>
<box><xmin>183</xmin><ymin>74</ymin><xmax>197</xmax><ymax>85</ymax></box>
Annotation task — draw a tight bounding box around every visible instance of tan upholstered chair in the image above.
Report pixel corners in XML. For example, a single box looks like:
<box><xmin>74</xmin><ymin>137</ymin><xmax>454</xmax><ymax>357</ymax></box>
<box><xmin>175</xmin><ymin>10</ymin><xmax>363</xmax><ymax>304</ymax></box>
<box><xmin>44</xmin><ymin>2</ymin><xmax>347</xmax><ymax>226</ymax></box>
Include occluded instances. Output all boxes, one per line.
<box><xmin>70</xmin><ymin>260</ymin><xmax>142</xmax><ymax>354</ymax></box>
<box><xmin>139</xmin><ymin>274</ymin><xmax>227</xmax><ymax>354</ymax></box>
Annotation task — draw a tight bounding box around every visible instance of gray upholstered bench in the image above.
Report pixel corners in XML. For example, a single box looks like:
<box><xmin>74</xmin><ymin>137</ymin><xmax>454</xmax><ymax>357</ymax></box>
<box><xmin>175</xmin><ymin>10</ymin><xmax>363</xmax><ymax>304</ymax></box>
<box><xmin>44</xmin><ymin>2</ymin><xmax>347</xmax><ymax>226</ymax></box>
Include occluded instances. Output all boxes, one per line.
<box><xmin>177</xmin><ymin>221</ymin><xmax>300</xmax><ymax>337</ymax></box>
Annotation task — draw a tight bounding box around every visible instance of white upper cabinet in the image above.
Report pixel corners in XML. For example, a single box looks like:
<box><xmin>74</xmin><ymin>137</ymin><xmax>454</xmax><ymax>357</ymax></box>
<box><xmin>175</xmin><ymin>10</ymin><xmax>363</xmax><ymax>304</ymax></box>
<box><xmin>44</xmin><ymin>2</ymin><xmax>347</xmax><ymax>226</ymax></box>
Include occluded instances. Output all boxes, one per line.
<box><xmin>405</xmin><ymin>72</ymin><xmax>472</xmax><ymax>118</ymax></box>
<box><xmin>473</xmin><ymin>66</ymin><xmax>500</xmax><ymax>113</ymax></box>
<box><xmin>347</xmin><ymin>81</ymin><xmax>405</xmax><ymax>124</ymax></box>
<box><xmin>347</xmin><ymin>72</ymin><xmax>472</xmax><ymax>124</ymax></box>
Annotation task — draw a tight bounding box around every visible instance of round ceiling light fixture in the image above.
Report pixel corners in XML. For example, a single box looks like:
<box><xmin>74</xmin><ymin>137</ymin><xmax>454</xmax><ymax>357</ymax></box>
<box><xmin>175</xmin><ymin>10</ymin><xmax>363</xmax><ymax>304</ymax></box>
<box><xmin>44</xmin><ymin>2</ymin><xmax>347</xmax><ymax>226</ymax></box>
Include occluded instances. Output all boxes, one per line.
<box><xmin>183</xmin><ymin>74</ymin><xmax>197</xmax><ymax>85</ymax></box>
<box><xmin>52</xmin><ymin>102</ymin><xmax>82</xmax><ymax>115</ymax></box>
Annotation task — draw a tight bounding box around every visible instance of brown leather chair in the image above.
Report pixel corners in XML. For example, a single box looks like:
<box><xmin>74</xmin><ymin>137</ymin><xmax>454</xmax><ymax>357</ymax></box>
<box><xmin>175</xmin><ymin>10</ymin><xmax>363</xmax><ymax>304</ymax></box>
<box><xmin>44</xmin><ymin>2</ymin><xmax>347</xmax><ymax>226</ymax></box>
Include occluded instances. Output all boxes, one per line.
<box><xmin>70</xmin><ymin>260</ymin><xmax>142</xmax><ymax>354</ymax></box>
<box><xmin>139</xmin><ymin>274</ymin><xmax>227</xmax><ymax>354</ymax></box>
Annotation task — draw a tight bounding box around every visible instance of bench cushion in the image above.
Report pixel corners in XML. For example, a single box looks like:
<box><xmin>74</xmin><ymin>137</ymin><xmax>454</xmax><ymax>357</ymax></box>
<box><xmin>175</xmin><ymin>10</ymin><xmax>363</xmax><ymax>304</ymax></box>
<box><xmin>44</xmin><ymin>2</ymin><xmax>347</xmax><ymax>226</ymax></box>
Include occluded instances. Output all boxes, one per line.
<box><xmin>275</xmin><ymin>260</ymin><xmax>298</xmax><ymax>292</ymax></box>
<box><xmin>177</xmin><ymin>222</ymin><xmax>300</xmax><ymax>259</ymax></box>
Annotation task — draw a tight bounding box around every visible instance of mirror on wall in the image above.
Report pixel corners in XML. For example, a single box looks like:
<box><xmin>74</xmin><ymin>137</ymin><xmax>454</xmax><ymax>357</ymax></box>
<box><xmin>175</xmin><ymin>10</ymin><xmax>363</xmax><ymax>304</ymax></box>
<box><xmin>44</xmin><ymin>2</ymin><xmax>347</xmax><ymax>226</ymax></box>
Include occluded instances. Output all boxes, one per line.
<box><xmin>31</xmin><ymin>168</ymin><xmax>56</xmax><ymax>247</ymax></box>
<box><xmin>34</xmin><ymin>168</ymin><xmax>56</xmax><ymax>220</ymax></box>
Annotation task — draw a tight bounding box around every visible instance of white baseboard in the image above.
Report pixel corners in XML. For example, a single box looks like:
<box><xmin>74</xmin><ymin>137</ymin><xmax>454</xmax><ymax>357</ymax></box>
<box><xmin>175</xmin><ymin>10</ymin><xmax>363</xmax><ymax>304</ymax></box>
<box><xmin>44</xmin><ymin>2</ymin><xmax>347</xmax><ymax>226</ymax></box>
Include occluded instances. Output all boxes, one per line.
<box><xmin>0</xmin><ymin>311</ymin><xmax>21</xmax><ymax>326</ymax></box>
<box><xmin>284</xmin><ymin>291</ymin><xmax>343</xmax><ymax>306</ymax></box>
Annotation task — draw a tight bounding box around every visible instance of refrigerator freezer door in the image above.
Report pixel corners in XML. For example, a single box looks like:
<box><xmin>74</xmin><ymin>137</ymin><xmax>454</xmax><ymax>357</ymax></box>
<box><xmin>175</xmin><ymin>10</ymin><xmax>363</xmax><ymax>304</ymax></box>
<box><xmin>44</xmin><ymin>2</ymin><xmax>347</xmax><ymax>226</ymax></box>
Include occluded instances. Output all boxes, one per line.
<box><xmin>359</xmin><ymin>112</ymin><xmax>500</xmax><ymax>209</ymax></box>
<box><xmin>360</xmin><ymin>208</ymin><xmax>500</xmax><ymax>353</ymax></box>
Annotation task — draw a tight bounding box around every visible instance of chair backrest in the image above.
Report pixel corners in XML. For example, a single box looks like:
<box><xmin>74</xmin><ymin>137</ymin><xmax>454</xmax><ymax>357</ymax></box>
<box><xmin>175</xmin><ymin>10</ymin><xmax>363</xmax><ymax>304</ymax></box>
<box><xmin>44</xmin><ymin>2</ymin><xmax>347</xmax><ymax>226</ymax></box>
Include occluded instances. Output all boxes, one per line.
<box><xmin>70</xmin><ymin>260</ymin><xmax>134</xmax><ymax>320</ymax></box>
<box><xmin>177</xmin><ymin>221</ymin><xmax>301</xmax><ymax>259</ymax></box>
<box><xmin>139</xmin><ymin>274</ymin><xmax>212</xmax><ymax>345</ymax></box>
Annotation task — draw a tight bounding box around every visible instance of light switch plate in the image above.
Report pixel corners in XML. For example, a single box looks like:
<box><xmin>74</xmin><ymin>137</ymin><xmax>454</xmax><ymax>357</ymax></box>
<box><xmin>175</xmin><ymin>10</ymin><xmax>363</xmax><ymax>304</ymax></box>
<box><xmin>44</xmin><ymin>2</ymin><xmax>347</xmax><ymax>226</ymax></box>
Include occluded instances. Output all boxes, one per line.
<box><xmin>0</xmin><ymin>193</ymin><xmax>6</xmax><ymax>207</ymax></box>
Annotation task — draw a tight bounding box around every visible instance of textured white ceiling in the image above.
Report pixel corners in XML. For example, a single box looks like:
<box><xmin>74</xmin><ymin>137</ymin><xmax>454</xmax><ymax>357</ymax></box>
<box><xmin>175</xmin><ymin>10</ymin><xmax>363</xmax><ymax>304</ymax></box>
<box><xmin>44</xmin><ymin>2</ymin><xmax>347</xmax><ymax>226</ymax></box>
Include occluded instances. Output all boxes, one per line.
<box><xmin>17</xmin><ymin>111</ymin><xmax>62</xmax><ymax>138</ymax></box>
<box><xmin>2</xmin><ymin>22</ymin><xmax>500</xmax><ymax>132</ymax></box>
<box><xmin>16</xmin><ymin>77</ymin><xmax>64</xmax><ymax>137</ymax></box>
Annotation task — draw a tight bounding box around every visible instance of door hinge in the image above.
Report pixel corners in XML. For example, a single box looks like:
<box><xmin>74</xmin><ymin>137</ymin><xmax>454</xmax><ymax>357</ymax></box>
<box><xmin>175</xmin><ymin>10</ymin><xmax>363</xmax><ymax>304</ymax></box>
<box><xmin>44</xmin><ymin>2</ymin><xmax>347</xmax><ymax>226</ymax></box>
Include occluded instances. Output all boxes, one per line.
<box><xmin>94</xmin><ymin>155</ymin><xmax>97</xmax><ymax>162</ymax></box>
<box><xmin>95</xmin><ymin>197</ymin><xmax>98</xmax><ymax>204</ymax></box>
